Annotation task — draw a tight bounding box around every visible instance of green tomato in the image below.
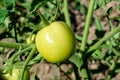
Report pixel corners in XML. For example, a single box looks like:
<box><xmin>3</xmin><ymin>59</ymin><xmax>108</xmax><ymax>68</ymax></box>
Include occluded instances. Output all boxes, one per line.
<box><xmin>35</xmin><ymin>21</ymin><xmax>76</xmax><ymax>63</ymax></box>
<box><xmin>26</xmin><ymin>34</ymin><xmax>36</xmax><ymax>44</ymax></box>
<box><xmin>0</xmin><ymin>68</ymin><xmax>30</xmax><ymax>80</ymax></box>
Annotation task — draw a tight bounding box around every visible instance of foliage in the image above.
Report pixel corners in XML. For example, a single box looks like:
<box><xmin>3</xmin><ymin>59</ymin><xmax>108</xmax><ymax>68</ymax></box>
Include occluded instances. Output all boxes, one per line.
<box><xmin>0</xmin><ymin>0</ymin><xmax>120</xmax><ymax>80</ymax></box>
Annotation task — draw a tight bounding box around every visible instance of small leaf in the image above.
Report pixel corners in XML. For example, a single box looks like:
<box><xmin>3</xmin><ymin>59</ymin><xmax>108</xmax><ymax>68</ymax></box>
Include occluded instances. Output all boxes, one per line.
<box><xmin>113</xmin><ymin>32</ymin><xmax>120</xmax><ymax>39</ymax></box>
<box><xmin>114</xmin><ymin>16</ymin><xmax>120</xmax><ymax>22</ymax></box>
<box><xmin>4</xmin><ymin>0</ymin><xmax>15</xmax><ymax>6</ymax></box>
<box><xmin>69</xmin><ymin>53</ymin><xmax>83</xmax><ymax>68</ymax></box>
<box><xmin>75</xmin><ymin>0</ymin><xmax>80</xmax><ymax>3</ymax></box>
<box><xmin>79</xmin><ymin>5</ymin><xmax>87</xmax><ymax>14</ymax></box>
<box><xmin>118</xmin><ymin>4</ymin><xmax>120</xmax><ymax>11</ymax></box>
<box><xmin>38</xmin><ymin>11</ymin><xmax>49</xmax><ymax>26</ymax></box>
<box><xmin>94</xmin><ymin>15</ymin><xmax>103</xmax><ymax>31</ymax></box>
<box><xmin>105</xmin><ymin>0</ymin><xmax>112</xmax><ymax>3</ymax></box>
<box><xmin>0</xmin><ymin>55</ymin><xmax>7</xmax><ymax>63</ymax></box>
<box><xmin>0</xmin><ymin>0</ymin><xmax>6</xmax><ymax>7</ymax></box>
<box><xmin>92</xmin><ymin>50</ymin><xmax>104</xmax><ymax>59</ymax></box>
<box><xmin>75</xmin><ymin>34</ymin><xmax>82</xmax><ymax>41</ymax></box>
<box><xmin>28</xmin><ymin>54</ymin><xmax>43</xmax><ymax>66</ymax></box>
<box><xmin>30</xmin><ymin>0</ymin><xmax>47</xmax><ymax>12</ymax></box>
<box><xmin>115</xmin><ymin>69</ymin><xmax>120</xmax><ymax>73</ymax></box>
<box><xmin>97</xmin><ymin>0</ymin><xmax>106</xmax><ymax>8</ymax></box>
<box><xmin>0</xmin><ymin>9</ymin><xmax>8</xmax><ymax>24</ymax></box>
<box><xmin>96</xmin><ymin>0</ymin><xmax>112</xmax><ymax>8</ymax></box>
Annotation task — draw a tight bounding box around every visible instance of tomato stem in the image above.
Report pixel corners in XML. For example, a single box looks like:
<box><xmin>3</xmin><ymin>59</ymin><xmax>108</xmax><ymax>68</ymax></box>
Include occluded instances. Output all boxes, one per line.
<box><xmin>80</xmin><ymin>0</ymin><xmax>95</xmax><ymax>79</ymax></box>
<box><xmin>0</xmin><ymin>41</ymin><xmax>30</xmax><ymax>49</ymax></box>
<box><xmin>80</xmin><ymin>0</ymin><xmax>95</xmax><ymax>52</ymax></box>
<box><xmin>18</xmin><ymin>45</ymin><xmax>36</xmax><ymax>80</ymax></box>
<box><xmin>38</xmin><ymin>10</ymin><xmax>49</xmax><ymax>26</ymax></box>
<box><xmin>28</xmin><ymin>54</ymin><xmax>43</xmax><ymax>66</ymax></box>
<box><xmin>85</xmin><ymin>25</ymin><xmax>120</xmax><ymax>57</ymax></box>
<box><xmin>9</xmin><ymin>46</ymin><xmax>33</xmax><ymax>65</ymax></box>
<box><xmin>63</xmin><ymin>0</ymin><xmax>72</xmax><ymax>28</ymax></box>
<box><xmin>50</xmin><ymin>1</ymin><xmax>59</xmax><ymax>22</ymax></box>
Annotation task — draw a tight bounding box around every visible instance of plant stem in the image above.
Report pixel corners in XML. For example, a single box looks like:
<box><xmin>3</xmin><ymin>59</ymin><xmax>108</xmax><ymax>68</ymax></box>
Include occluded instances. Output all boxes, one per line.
<box><xmin>28</xmin><ymin>54</ymin><xmax>43</xmax><ymax>66</ymax></box>
<box><xmin>80</xmin><ymin>0</ymin><xmax>95</xmax><ymax>79</ymax></box>
<box><xmin>0</xmin><ymin>41</ymin><xmax>30</xmax><ymax>49</ymax></box>
<box><xmin>9</xmin><ymin>46</ymin><xmax>32</xmax><ymax>65</ymax></box>
<box><xmin>80</xmin><ymin>0</ymin><xmax>95</xmax><ymax>52</ymax></box>
<box><xmin>18</xmin><ymin>45</ymin><xmax>36</xmax><ymax>80</ymax></box>
<box><xmin>63</xmin><ymin>0</ymin><xmax>71</xmax><ymax>28</ymax></box>
<box><xmin>85</xmin><ymin>25</ymin><xmax>120</xmax><ymax>58</ymax></box>
<box><xmin>51</xmin><ymin>0</ymin><xmax>59</xmax><ymax>22</ymax></box>
<box><xmin>38</xmin><ymin>10</ymin><xmax>49</xmax><ymax>26</ymax></box>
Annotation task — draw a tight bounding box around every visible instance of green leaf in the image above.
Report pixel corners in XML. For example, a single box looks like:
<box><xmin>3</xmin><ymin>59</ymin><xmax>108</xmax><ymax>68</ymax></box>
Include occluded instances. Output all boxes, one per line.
<box><xmin>113</xmin><ymin>32</ymin><xmax>120</xmax><ymax>39</ymax></box>
<box><xmin>75</xmin><ymin>0</ymin><xmax>80</xmax><ymax>3</ymax></box>
<box><xmin>118</xmin><ymin>4</ymin><xmax>120</xmax><ymax>11</ymax></box>
<box><xmin>97</xmin><ymin>0</ymin><xmax>106</xmax><ymax>8</ymax></box>
<box><xmin>114</xmin><ymin>16</ymin><xmax>120</xmax><ymax>22</ymax></box>
<box><xmin>30</xmin><ymin>0</ymin><xmax>47</xmax><ymax>12</ymax></box>
<box><xmin>92</xmin><ymin>50</ymin><xmax>104</xmax><ymax>59</ymax></box>
<box><xmin>69</xmin><ymin>53</ymin><xmax>83</xmax><ymax>68</ymax></box>
<box><xmin>105</xmin><ymin>0</ymin><xmax>112</xmax><ymax>3</ymax></box>
<box><xmin>115</xmin><ymin>69</ymin><xmax>120</xmax><ymax>73</ymax></box>
<box><xmin>94</xmin><ymin>15</ymin><xmax>103</xmax><ymax>31</ymax></box>
<box><xmin>75</xmin><ymin>34</ymin><xmax>82</xmax><ymax>41</ymax></box>
<box><xmin>79</xmin><ymin>5</ymin><xmax>87</xmax><ymax>14</ymax></box>
<box><xmin>4</xmin><ymin>0</ymin><xmax>15</xmax><ymax>6</ymax></box>
<box><xmin>0</xmin><ymin>55</ymin><xmax>7</xmax><ymax>63</ymax></box>
<box><xmin>0</xmin><ymin>0</ymin><xmax>6</xmax><ymax>7</ymax></box>
<box><xmin>0</xmin><ymin>9</ymin><xmax>8</xmax><ymax>24</ymax></box>
<box><xmin>38</xmin><ymin>11</ymin><xmax>50</xmax><ymax>26</ymax></box>
<box><xmin>20</xmin><ymin>2</ymin><xmax>31</xmax><ymax>10</ymax></box>
<box><xmin>96</xmin><ymin>0</ymin><xmax>112</xmax><ymax>8</ymax></box>
<box><xmin>28</xmin><ymin>54</ymin><xmax>43</xmax><ymax>66</ymax></box>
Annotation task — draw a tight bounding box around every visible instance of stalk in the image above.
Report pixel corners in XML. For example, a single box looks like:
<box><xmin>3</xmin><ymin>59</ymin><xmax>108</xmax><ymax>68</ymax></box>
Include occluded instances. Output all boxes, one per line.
<box><xmin>9</xmin><ymin>46</ymin><xmax>32</xmax><ymax>65</ymax></box>
<box><xmin>38</xmin><ymin>11</ymin><xmax>49</xmax><ymax>26</ymax></box>
<box><xmin>18</xmin><ymin>45</ymin><xmax>36</xmax><ymax>80</ymax></box>
<box><xmin>85</xmin><ymin>25</ymin><xmax>120</xmax><ymax>58</ymax></box>
<box><xmin>80</xmin><ymin>0</ymin><xmax>96</xmax><ymax>79</ymax></box>
<box><xmin>63</xmin><ymin>0</ymin><xmax>71</xmax><ymax>28</ymax></box>
<box><xmin>80</xmin><ymin>0</ymin><xmax>95</xmax><ymax>52</ymax></box>
<box><xmin>0</xmin><ymin>41</ymin><xmax>30</xmax><ymax>49</ymax></box>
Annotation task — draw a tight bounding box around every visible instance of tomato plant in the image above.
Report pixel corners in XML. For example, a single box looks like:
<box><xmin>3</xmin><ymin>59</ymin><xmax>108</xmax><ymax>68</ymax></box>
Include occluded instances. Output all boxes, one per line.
<box><xmin>35</xmin><ymin>21</ymin><xmax>76</xmax><ymax>63</ymax></box>
<box><xmin>0</xmin><ymin>68</ymin><xmax>30</xmax><ymax>80</ymax></box>
<box><xmin>0</xmin><ymin>0</ymin><xmax>120</xmax><ymax>80</ymax></box>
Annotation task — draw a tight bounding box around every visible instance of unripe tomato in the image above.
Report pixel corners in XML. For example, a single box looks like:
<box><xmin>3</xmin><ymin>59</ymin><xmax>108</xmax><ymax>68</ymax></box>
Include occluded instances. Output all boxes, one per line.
<box><xmin>1</xmin><ymin>68</ymin><xmax>30</xmax><ymax>80</ymax></box>
<box><xmin>26</xmin><ymin>34</ymin><xmax>35</xmax><ymax>44</ymax></box>
<box><xmin>35</xmin><ymin>21</ymin><xmax>76</xmax><ymax>63</ymax></box>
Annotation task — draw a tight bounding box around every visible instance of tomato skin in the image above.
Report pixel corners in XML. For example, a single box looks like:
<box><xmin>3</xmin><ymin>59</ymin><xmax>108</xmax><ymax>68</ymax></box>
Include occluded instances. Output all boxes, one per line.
<box><xmin>35</xmin><ymin>21</ymin><xmax>76</xmax><ymax>63</ymax></box>
<box><xmin>1</xmin><ymin>68</ymin><xmax>30</xmax><ymax>80</ymax></box>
